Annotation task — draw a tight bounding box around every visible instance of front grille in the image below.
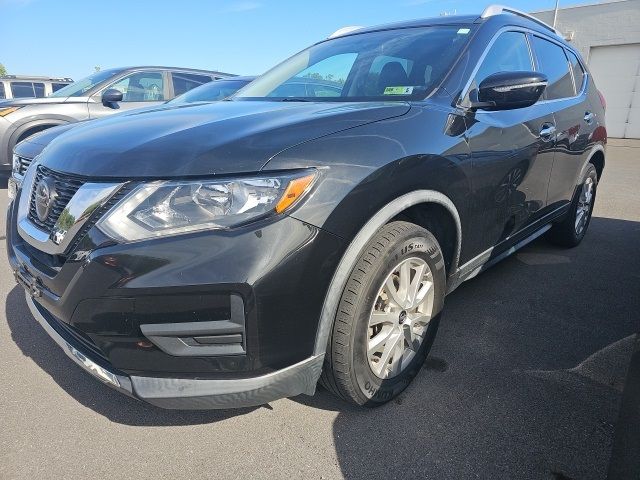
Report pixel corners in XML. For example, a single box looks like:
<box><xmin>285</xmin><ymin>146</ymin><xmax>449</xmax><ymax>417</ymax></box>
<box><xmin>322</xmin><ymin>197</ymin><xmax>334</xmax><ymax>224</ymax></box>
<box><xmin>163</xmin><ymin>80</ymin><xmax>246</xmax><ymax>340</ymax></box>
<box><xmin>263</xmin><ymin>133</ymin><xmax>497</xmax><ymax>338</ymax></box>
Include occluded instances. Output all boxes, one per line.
<box><xmin>14</xmin><ymin>154</ymin><xmax>33</xmax><ymax>177</ymax></box>
<box><xmin>28</xmin><ymin>166</ymin><xmax>84</xmax><ymax>232</ymax></box>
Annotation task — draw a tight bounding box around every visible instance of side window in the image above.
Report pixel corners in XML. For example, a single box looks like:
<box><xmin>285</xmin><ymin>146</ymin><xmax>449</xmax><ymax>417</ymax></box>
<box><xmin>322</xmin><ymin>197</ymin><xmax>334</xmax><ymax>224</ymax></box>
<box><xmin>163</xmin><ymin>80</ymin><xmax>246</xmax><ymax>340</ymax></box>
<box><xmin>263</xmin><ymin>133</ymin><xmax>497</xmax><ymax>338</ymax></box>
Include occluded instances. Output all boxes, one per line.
<box><xmin>531</xmin><ymin>36</ymin><xmax>574</xmax><ymax>100</ymax></box>
<box><xmin>566</xmin><ymin>50</ymin><xmax>586</xmax><ymax>95</ymax></box>
<box><xmin>108</xmin><ymin>72</ymin><xmax>165</xmax><ymax>102</ymax></box>
<box><xmin>10</xmin><ymin>82</ymin><xmax>35</xmax><ymax>98</ymax></box>
<box><xmin>307</xmin><ymin>83</ymin><xmax>342</xmax><ymax>97</ymax></box>
<box><xmin>172</xmin><ymin>72</ymin><xmax>212</xmax><ymax>97</ymax></box>
<box><xmin>268</xmin><ymin>53</ymin><xmax>355</xmax><ymax>97</ymax></box>
<box><xmin>474</xmin><ymin>32</ymin><xmax>533</xmax><ymax>86</ymax></box>
<box><xmin>33</xmin><ymin>83</ymin><xmax>45</xmax><ymax>98</ymax></box>
<box><xmin>51</xmin><ymin>82</ymin><xmax>69</xmax><ymax>93</ymax></box>
<box><xmin>0</xmin><ymin>83</ymin><xmax>5</xmax><ymax>99</ymax></box>
<box><xmin>269</xmin><ymin>82</ymin><xmax>307</xmax><ymax>97</ymax></box>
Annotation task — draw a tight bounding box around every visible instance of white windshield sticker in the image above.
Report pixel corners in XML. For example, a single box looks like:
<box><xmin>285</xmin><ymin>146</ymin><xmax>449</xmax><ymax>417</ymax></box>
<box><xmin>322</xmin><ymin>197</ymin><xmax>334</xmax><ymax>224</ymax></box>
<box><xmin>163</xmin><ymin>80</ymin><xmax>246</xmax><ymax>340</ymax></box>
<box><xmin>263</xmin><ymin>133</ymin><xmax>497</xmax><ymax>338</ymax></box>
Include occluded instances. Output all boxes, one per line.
<box><xmin>457</xmin><ymin>28</ymin><xmax>471</xmax><ymax>34</ymax></box>
<box><xmin>383</xmin><ymin>86</ymin><xmax>414</xmax><ymax>95</ymax></box>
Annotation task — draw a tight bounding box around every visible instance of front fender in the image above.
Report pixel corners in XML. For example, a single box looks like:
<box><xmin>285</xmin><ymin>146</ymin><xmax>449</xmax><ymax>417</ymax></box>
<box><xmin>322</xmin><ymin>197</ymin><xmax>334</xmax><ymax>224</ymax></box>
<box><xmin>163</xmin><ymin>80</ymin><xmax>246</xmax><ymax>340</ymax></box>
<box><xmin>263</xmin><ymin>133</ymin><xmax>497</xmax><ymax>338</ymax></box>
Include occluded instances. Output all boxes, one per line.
<box><xmin>265</xmin><ymin>104</ymin><xmax>473</xmax><ymax>245</ymax></box>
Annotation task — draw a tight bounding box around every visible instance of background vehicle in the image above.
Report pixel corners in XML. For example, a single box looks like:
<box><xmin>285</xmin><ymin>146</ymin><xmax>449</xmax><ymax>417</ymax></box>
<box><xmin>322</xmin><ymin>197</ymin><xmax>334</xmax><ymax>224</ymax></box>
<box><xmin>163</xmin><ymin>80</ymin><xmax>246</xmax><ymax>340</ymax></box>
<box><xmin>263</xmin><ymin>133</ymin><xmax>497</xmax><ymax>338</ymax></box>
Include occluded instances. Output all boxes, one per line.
<box><xmin>7</xmin><ymin>6</ymin><xmax>606</xmax><ymax>409</ymax></box>
<box><xmin>0</xmin><ymin>66</ymin><xmax>235</xmax><ymax>170</ymax></box>
<box><xmin>0</xmin><ymin>75</ymin><xmax>73</xmax><ymax>100</ymax></box>
<box><xmin>9</xmin><ymin>76</ymin><xmax>256</xmax><ymax>193</ymax></box>
<box><xmin>168</xmin><ymin>76</ymin><xmax>256</xmax><ymax>104</ymax></box>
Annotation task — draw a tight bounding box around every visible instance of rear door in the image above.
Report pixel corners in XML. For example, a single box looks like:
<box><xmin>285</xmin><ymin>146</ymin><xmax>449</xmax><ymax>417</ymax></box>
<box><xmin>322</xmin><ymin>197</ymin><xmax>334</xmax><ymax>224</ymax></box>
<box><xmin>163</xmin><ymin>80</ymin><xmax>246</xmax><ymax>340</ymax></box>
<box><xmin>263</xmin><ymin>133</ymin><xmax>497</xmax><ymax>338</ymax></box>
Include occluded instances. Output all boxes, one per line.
<box><xmin>88</xmin><ymin>70</ymin><xmax>169</xmax><ymax>119</ymax></box>
<box><xmin>466</xmin><ymin>30</ymin><xmax>556</xmax><ymax>249</ymax></box>
<box><xmin>531</xmin><ymin>36</ymin><xmax>594</xmax><ymax>209</ymax></box>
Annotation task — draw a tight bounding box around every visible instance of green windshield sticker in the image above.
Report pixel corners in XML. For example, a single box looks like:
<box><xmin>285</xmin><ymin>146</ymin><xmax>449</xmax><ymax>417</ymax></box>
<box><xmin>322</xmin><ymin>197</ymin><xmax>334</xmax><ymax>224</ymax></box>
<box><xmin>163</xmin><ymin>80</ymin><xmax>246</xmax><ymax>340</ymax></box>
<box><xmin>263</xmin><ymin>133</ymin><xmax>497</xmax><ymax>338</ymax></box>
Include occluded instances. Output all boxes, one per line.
<box><xmin>457</xmin><ymin>28</ymin><xmax>471</xmax><ymax>34</ymax></box>
<box><xmin>383</xmin><ymin>86</ymin><xmax>414</xmax><ymax>95</ymax></box>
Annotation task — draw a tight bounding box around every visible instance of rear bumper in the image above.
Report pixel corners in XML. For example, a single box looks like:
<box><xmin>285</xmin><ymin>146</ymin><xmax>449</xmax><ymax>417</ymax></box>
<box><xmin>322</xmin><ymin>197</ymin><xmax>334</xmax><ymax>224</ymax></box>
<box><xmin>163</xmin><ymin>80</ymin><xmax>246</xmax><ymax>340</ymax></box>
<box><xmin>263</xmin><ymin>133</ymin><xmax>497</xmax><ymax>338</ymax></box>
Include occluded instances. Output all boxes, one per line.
<box><xmin>28</xmin><ymin>294</ymin><xmax>324</xmax><ymax>409</ymax></box>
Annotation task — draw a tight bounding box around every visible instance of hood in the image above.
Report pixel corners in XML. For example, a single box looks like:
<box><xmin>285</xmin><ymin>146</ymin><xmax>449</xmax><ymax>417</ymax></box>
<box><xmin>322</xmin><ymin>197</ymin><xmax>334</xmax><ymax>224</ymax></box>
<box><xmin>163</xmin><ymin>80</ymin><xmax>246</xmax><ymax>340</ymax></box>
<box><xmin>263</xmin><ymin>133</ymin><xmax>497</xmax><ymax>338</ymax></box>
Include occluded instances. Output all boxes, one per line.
<box><xmin>1</xmin><ymin>96</ymin><xmax>87</xmax><ymax>106</ymax></box>
<box><xmin>38</xmin><ymin>100</ymin><xmax>410</xmax><ymax>178</ymax></box>
<box><xmin>22</xmin><ymin>123</ymin><xmax>79</xmax><ymax>147</ymax></box>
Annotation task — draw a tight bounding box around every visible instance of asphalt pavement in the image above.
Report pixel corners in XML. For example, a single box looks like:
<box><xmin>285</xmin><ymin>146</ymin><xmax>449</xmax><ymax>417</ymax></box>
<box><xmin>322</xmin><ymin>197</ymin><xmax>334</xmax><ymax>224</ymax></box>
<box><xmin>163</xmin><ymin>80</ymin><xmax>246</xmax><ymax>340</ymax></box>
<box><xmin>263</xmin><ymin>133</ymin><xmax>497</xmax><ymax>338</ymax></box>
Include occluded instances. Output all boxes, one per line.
<box><xmin>1</xmin><ymin>140</ymin><xmax>638</xmax><ymax>480</ymax></box>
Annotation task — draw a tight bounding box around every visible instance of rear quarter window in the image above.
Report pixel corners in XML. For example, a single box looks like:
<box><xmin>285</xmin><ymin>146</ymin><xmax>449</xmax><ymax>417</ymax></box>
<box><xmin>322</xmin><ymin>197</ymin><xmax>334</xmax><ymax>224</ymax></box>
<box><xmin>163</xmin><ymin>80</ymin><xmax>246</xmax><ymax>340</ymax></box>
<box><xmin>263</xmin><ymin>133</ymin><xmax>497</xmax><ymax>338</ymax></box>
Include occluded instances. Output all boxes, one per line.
<box><xmin>566</xmin><ymin>50</ymin><xmax>586</xmax><ymax>95</ymax></box>
<box><xmin>0</xmin><ymin>83</ymin><xmax>5</xmax><ymax>99</ymax></box>
<box><xmin>172</xmin><ymin>72</ymin><xmax>213</xmax><ymax>97</ymax></box>
<box><xmin>51</xmin><ymin>82</ymin><xmax>70</xmax><ymax>93</ymax></box>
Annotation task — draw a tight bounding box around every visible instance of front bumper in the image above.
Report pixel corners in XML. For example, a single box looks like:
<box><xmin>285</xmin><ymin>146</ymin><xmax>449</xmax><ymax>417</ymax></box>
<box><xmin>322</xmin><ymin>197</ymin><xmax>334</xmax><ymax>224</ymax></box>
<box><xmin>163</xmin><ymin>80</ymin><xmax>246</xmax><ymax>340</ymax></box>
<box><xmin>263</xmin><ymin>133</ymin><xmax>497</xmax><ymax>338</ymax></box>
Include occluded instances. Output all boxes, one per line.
<box><xmin>7</xmin><ymin>164</ymin><xmax>344</xmax><ymax>408</ymax></box>
<box><xmin>28</xmin><ymin>294</ymin><xmax>324</xmax><ymax>409</ymax></box>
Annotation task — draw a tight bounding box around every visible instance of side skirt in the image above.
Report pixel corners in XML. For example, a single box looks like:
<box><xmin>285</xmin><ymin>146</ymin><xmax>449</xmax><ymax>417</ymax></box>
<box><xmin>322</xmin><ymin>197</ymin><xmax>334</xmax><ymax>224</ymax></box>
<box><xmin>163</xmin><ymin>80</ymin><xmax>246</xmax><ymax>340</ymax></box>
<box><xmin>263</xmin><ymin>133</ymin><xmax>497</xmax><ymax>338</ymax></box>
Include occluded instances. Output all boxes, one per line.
<box><xmin>446</xmin><ymin>205</ymin><xmax>569</xmax><ymax>294</ymax></box>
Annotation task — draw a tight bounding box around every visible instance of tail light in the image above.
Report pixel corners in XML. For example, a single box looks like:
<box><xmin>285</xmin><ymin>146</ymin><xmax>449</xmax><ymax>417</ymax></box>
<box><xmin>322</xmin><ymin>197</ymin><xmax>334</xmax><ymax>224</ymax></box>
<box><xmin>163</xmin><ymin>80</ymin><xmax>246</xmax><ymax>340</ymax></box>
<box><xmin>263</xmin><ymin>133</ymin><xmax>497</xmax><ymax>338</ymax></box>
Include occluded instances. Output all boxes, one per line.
<box><xmin>598</xmin><ymin>90</ymin><xmax>606</xmax><ymax>111</ymax></box>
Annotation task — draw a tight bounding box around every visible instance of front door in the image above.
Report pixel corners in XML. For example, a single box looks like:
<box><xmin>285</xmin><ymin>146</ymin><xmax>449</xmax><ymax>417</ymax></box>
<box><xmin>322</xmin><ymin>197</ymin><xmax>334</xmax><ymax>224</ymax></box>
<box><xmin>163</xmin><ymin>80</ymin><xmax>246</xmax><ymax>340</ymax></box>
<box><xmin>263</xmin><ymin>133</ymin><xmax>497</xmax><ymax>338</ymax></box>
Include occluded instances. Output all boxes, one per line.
<box><xmin>465</xmin><ymin>31</ymin><xmax>556</xmax><ymax>251</ymax></box>
<box><xmin>88</xmin><ymin>70</ymin><xmax>167</xmax><ymax>119</ymax></box>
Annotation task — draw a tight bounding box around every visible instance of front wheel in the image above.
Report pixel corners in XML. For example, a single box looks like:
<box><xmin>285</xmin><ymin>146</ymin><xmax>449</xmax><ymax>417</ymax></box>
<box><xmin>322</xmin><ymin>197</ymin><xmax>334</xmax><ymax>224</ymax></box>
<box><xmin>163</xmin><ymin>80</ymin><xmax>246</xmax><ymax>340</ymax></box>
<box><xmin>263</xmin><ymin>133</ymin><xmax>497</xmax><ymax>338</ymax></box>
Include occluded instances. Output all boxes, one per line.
<box><xmin>320</xmin><ymin>221</ymin><xmax>446</xmax><ymax>406</ymax></box>
<box><xmin>547</xmin><ymin>163</ymin><xmax>598</xmax><ymax>247</ymax></box>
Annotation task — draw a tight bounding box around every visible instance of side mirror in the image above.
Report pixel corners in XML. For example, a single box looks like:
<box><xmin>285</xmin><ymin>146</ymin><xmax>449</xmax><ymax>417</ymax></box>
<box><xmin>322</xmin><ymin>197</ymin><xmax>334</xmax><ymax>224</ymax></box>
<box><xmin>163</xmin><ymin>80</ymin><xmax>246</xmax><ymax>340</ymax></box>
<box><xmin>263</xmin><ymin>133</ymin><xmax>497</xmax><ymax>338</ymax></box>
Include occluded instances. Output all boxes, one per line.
<box><xmin>473</xmin><ymin>71</ymin><xmax>547</xmax><ymax>111</ymax></box>
<box><xmin>101</xmin><ymin>88</ymin><xmax>123</xmax><ymax>109</ymax></box>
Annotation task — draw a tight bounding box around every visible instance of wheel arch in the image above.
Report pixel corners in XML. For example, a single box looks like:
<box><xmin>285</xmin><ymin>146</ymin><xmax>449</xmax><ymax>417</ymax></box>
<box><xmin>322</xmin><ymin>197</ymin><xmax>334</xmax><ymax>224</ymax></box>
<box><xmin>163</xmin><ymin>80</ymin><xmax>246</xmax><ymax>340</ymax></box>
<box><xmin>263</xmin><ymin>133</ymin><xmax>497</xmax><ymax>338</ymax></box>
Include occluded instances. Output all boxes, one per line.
<box><xmin>579</xmin><ymin>143</ymin><xmax>605</xmax><ymax>184</ymax></box>
<box><xmin>8</xmin><ymin>117</ymin><xmax>74</xmax><ymax>155</ymax></box>
<box><xmin>313</xmin><ymin>190</ymin><xmax>461</xmax><ymax>356</ymax></box>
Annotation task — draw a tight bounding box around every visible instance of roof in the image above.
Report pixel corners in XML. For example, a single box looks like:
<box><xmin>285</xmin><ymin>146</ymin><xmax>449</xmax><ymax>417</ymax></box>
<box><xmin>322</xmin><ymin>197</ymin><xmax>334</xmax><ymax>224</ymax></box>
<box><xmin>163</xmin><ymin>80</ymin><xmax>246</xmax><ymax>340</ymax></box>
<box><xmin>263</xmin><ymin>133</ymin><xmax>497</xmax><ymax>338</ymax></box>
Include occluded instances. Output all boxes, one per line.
<box><xmin>0</xmin><ymin>75</ymin><xmax>73</xmax><ymax>82</ymax></box>
<box><xmin>351</xmin><ymin>15</ymin><xmax>479</xmax><ymax>35</ymax></box>
<box><xmin>328</xmin><ymin>6</ymin><xmax>562</xmax><ymax>41</ymax></box>
<box><xmin>116</xmin><ymin>66</ymin><xmax>236</xmax><ymax>77</ymax></box>
<box><xmin>219</xmin><ymin>75</ymin><xmax>256</xmax><ymax>82</ymax></box>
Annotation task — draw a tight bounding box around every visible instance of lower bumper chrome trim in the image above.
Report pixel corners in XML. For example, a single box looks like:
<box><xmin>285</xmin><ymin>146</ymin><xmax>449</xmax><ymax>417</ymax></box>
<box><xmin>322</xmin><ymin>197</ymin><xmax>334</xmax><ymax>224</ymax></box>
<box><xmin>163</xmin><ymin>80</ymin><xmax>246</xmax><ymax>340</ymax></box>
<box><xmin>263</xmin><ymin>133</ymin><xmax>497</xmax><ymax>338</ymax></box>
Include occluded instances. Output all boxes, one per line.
<box><xmin>26</xmin><ymin>294</ymin><xmax>134</xmax><ymax>397</ymax></box>
<box><xmin>26</xmin><ymin>293</ymin><xmax>324</xmax><ymax>410</ymax></box>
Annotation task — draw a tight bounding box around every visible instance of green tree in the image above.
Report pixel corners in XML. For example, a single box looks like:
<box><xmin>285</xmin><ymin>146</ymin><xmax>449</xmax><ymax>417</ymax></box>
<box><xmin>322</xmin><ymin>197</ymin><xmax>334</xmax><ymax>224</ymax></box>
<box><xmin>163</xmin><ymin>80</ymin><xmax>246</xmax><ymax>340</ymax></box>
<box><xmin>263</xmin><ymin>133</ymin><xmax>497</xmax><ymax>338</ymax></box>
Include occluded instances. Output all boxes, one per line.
<box><xmin>0</xmin><ymin>63</ymin><xmax>7</xmax><ymax>76</ymax></box>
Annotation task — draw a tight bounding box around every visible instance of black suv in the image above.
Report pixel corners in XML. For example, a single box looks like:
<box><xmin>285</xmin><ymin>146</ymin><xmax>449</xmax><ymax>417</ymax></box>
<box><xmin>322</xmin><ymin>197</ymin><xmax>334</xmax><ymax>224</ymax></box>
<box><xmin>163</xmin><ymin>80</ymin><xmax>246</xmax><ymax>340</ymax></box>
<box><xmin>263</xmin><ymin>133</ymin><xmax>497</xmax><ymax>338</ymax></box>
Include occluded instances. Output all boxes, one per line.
<box><xmin>7</xmin><ymin>6</ymin><xmax>606</xmax><ymax>409</ymax></box>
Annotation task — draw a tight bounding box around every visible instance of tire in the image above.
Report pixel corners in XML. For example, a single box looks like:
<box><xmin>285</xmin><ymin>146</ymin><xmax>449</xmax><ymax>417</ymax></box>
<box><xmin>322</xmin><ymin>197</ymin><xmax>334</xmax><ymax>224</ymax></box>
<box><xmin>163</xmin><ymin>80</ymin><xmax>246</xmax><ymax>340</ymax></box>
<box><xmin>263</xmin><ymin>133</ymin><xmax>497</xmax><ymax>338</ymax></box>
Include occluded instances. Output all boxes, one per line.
<box><xmin>547</xmin><ymin>163</ymin><xmax>598</xmax><ymax>248</ymax></box>
<box><xmin>320</xmin><ymin>221</ymin><xmax>446</xmax><ymax>406</ymax></box>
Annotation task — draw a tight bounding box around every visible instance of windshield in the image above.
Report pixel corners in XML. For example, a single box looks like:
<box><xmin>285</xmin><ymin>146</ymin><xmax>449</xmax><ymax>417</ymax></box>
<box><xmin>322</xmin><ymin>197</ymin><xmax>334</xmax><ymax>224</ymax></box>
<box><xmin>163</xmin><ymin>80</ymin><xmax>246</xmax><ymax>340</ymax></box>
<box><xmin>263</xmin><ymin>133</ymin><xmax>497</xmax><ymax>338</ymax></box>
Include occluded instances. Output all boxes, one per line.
<box><xmin>168</xmin><ymin>79</ymin><xmax>252</xmax><ymax>104</ymax></box>
<box><xmin>48</xmin><ymin>68</ymin><xmax>124</xmax><ymax>98</ymax></box>
<box><xmin>235</xmin><ymin>26</ymin><xmax>472</xmax><ymax>102</ymax></box>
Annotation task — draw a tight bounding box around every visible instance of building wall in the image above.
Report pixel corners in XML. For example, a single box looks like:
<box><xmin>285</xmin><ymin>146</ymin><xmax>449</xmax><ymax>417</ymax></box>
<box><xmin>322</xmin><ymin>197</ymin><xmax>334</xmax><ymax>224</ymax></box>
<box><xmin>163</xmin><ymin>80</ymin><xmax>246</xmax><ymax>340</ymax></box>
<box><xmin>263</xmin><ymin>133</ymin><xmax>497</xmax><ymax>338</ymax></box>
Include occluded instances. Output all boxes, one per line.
<box><xmin>531</xmin><ymin>0</ymin><xmax>640</xmax><ymax>62</ymax></box>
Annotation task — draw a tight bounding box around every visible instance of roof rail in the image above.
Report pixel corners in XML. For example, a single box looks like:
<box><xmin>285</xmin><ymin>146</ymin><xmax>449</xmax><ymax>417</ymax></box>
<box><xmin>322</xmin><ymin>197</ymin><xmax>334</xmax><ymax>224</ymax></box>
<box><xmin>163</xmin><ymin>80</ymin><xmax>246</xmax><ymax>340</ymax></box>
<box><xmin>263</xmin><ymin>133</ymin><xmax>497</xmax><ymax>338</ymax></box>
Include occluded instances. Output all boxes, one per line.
<box><xmin>481</xmin><ymin>4</ymin><xmax>562</xmax><ymax>36</ymax></box>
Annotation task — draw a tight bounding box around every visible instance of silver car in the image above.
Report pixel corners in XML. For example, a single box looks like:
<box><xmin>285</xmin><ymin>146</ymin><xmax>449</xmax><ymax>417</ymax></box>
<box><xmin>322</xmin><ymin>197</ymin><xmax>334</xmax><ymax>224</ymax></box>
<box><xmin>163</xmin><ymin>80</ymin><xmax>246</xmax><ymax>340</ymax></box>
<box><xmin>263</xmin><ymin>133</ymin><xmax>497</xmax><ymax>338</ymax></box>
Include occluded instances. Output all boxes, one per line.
<box><xmin>0</xmin><ymin>66</ymin><xmax>234</xmax><ymax>170</ymax></box>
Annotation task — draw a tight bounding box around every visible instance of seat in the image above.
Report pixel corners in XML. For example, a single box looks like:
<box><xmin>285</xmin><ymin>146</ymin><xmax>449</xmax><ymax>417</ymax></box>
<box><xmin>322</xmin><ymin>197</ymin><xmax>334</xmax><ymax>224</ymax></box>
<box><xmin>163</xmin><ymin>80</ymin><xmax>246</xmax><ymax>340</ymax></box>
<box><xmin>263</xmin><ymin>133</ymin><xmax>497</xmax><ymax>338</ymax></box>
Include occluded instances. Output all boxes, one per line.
<box><xmin>377</xmin><ymin>62</ymin><xmax>409</xmax><ymax>94</ymax></box>
<box><xmin>125</xmin><ymin>80</ymin><xmax>146</xmax><ymax>101</ymax></box>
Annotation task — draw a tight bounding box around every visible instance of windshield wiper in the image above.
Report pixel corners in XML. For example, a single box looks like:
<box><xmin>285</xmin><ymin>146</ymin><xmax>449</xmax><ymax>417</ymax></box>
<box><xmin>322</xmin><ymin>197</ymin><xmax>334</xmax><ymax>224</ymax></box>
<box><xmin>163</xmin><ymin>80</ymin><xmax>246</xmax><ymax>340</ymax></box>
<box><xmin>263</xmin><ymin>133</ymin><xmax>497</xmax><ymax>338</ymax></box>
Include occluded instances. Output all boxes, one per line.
<box><xmin>280</xmin><ymin>97</ymin><xmax>312</xmax><ymax>102</ymax></box>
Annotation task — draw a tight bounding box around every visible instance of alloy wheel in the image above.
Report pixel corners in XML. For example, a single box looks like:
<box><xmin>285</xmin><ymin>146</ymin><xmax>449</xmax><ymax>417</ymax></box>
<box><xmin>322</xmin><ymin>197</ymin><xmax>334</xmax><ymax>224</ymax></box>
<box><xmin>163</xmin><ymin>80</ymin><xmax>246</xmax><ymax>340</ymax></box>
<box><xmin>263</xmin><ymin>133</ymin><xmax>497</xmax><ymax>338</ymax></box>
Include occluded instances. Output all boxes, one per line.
<box><xmin>575</xmin><ymin>176</ymin><xmax>594</xmax><ymax>235</ymax></box>
<box><xmin>367</xmin><ymin>257</ymin><xmax>435</xmax><ymax>379</ymax></box>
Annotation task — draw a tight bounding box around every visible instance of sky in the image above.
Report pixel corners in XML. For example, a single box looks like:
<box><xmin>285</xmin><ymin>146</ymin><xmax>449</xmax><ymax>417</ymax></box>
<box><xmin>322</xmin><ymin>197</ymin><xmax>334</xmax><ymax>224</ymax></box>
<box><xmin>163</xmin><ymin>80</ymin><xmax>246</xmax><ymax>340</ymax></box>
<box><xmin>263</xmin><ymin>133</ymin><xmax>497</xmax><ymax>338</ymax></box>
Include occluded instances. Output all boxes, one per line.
<box><xmin>2</xmin><ymin>0</ymin><xmax>581</xmax><ymax>81</ymax></box>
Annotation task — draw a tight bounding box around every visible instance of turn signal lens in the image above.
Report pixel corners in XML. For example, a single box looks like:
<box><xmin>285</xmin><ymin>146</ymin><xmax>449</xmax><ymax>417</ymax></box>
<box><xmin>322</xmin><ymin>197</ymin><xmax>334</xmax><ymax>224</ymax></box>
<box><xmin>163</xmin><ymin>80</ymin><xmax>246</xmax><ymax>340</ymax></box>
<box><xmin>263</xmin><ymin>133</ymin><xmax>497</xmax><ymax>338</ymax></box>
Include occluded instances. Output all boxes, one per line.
<box><xmin>0</xmin><ymin>107</ymin><xmax>21</xmax><ymax>117</ymax></box>
<box><xmin>275</xmin><ymin>173</ymin><xmax>316</xmax><ymax>213</ymax></box>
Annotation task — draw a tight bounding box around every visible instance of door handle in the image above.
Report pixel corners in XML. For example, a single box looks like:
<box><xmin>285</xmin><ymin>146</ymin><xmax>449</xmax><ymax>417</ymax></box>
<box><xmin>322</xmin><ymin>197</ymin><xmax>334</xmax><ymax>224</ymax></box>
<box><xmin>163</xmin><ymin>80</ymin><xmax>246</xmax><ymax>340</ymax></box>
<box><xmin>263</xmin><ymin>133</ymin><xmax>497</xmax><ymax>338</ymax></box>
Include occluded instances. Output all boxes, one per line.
<box><xmin>584</xmin><ymin>111</ymin><xmax>595</xmax><ymax>125</ymax></box>
<box><xmin>540</xmin><ymin>123</ymin><xmax>556</xmax><ymax>141</ymax></box>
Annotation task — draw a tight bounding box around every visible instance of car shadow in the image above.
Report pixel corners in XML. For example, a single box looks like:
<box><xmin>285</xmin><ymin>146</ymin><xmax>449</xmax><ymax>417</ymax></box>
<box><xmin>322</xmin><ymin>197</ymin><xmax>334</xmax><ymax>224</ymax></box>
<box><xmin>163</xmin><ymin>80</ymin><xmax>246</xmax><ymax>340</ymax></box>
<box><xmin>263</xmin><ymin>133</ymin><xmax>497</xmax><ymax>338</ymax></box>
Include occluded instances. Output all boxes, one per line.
<box><xmin>5</xmin><ymin>286</ymin><xmax>257</xmax><ymax>426</ymax></box>
<box><xmin>294</xmin><ymin>216</ymin><xmax>640</xmax><ymax>480</ymax></box>
<box><xmin>4</xmin><ymin>216</ymin><xmax>639</xmax><ymax>472</ymax></box>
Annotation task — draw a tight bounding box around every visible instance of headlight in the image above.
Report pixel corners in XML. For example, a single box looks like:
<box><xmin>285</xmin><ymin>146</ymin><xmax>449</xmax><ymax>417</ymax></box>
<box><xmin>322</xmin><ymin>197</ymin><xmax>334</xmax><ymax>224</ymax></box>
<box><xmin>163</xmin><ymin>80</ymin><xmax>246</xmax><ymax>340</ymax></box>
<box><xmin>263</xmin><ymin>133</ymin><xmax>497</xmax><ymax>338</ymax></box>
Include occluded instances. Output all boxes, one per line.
<box><xmin>96</xmin><ymin>171</ymin><xmax>317</xmax><ymax>242</ymax></box>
